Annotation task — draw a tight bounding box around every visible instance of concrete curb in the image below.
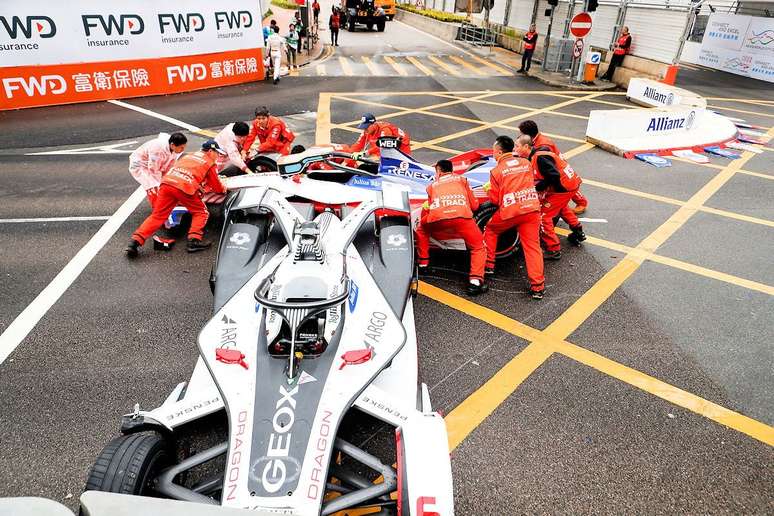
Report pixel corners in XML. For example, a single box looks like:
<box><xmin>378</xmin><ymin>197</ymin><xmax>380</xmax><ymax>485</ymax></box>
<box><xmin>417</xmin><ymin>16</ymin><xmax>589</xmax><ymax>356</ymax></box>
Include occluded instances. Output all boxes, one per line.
<box><xmin>526</xmin><ymin>70</ymin><xmax>619</xmax><ymax>91</ymax></box>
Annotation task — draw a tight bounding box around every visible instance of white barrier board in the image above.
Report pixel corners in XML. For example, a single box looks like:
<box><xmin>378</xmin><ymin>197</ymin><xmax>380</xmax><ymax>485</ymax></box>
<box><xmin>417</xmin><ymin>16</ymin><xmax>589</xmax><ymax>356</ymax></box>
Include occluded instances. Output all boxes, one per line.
<box><xmin>626</xmin><ymin>78</ymin><xmax>707</xmax><ymax>109</ymax></box>
<box><xmin>586</xmin><ymin>107</ymin><xmax>738</xmax><ymax>156</ymax></box>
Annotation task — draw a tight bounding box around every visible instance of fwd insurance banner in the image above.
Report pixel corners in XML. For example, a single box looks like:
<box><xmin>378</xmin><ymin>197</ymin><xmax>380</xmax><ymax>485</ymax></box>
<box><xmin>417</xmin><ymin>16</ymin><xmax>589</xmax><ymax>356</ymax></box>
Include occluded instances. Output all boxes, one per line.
<box><xmin>698</xmin><ymin>13</ymin><xmax>774</xmax><ymax>83</ymax></box>
<box><xmin>0</xmin><ymin>0</ymin><xmax>264</xmax><ymax>110</ymax></box>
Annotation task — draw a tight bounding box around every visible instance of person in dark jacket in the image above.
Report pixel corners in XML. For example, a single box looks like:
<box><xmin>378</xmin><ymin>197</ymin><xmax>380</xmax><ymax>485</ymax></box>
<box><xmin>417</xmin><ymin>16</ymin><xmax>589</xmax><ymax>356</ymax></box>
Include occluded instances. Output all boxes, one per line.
<box><xmin>518</xmin><ymin>24</ymin><xmax>538</xmax><ymax>73</ymax></box>
<box><xmin>329</xmin><ymin>7</ymin><xmax>341</xmax><ymax>46</ymax></box>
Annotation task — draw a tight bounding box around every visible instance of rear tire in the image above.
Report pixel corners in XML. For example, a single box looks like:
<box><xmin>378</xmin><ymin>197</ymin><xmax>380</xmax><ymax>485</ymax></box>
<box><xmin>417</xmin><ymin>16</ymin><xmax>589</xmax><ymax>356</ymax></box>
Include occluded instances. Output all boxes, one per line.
<box><xmin>84</xmin><ymin>432</ymin><xmax>170</xmax><ymax>496</ymax></box>
<box><xmin>247</xmin><ymin>155</ymin><xmax>279</xmax><ymax>173</ymax></box>
<box><xmin>474</xmin><ymin>202</ymin><xmax>520</xmax><ymax>260</ymax></box>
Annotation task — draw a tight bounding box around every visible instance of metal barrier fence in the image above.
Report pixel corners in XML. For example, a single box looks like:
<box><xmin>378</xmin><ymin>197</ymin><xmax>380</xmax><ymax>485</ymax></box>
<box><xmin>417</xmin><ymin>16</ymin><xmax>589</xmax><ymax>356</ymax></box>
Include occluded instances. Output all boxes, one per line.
<box><xmin>457</xmin><ymin>21</ymin><xmax>498</xmax><ymax>46</ymax></box>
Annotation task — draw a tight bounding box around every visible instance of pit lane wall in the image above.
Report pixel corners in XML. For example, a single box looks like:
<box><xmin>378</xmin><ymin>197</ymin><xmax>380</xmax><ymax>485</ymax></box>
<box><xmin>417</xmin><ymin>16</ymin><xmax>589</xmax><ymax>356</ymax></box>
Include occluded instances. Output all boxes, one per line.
<box><xmin>0</xmin><ymin>0</ymin><xmax>264</xmax><ymax>110</ymax></box>
<box><xmin>586</xmin><ymin>107</ymin><xmax>738</xmax><ymax>158</ymax></box>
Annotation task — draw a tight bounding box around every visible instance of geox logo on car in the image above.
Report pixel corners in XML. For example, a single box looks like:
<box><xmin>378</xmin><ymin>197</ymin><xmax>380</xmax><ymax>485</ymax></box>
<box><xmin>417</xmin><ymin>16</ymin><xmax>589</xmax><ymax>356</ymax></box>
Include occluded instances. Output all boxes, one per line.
<box><xmin>0</xmin><ymin>15</ymin><xmax>56</xmax><ymax>39</ymax></box>
<box><xmin>643</xmin><ymin>86</ymin><xmax>674</xmax><ymax>105</ymax></box>
<box><xmin>646</xmin><ymin>111</ymin><xmax>695</xmax><ymax>132</ymax></box>
<box><xmin>258</xmin><ymin>385</ymin><xmax>299</xmax><ymax>493</ymax></box>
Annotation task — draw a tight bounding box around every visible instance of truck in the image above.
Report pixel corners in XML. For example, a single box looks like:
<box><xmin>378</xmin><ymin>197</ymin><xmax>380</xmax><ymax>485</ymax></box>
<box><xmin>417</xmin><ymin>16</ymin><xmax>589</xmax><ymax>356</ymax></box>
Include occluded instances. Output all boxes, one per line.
<box><xmin>341</xmin><ymin>0</ymin><xmax>386</xmax><ymax>32</ymax></box>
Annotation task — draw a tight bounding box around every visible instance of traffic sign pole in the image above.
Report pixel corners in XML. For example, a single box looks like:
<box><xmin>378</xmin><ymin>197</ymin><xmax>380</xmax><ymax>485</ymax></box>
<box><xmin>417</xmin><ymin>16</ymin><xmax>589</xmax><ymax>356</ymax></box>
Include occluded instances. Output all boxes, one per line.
<box><xmin>568</xmin><ymin>10</ymin><xmax>593</xmax><ymax>82</ymax></box>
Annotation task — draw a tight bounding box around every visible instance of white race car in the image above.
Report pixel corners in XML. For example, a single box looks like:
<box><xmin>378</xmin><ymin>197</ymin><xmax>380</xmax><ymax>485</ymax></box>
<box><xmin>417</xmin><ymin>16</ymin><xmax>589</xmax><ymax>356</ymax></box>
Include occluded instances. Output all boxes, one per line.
<box><xmin>84</xmin><ymin>174</ymin><xmax>455</xmax><ymax>515</ymax></box>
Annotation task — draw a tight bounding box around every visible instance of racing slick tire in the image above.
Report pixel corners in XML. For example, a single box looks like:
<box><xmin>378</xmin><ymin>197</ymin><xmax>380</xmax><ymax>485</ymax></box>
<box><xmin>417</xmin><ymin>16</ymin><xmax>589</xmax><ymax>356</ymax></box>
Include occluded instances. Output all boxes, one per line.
<box><xmin>366</xmin><ymin>22</ymin><xmax>374</xmax><ymax>30</ymax></box>
<box><xmin>247</xmin><ymin>154</ymin><xmax>279</xmax><ymax>173</ymax></box>
<box><xmin>474</xmin><ymin>202</ymin><xmax>520</xmax><ymax>260</ymax></box>
<box><xmin>349</xmin><ymin>19</ymin><xmax>356</xmax><ymax>32</ymax></box>
<box><xmin>377</xmin><ymin>20</ymin><xmax>386</xmax><ymax>32</ymax></box>
<box><xmin>84</xmin><ymin>432</ymin><xmax>170</xmax><ymax>497</ymax></box>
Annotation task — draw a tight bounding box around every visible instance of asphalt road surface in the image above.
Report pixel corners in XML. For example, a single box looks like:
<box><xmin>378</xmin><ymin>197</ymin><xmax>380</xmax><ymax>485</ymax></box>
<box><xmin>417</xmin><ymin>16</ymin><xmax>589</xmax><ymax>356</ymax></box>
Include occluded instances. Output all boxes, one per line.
<box><xmin>0</xmin><ymin>14</ymin><xmax>773</xmax><ymax>516</ymax></box>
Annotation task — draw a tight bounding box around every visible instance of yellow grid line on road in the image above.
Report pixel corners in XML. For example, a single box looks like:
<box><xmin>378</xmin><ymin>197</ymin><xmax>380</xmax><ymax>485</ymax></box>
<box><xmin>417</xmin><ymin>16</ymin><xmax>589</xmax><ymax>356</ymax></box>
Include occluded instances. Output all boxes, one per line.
<box><xmin>332</xmin><ymin>92</ymin><xmax>500</xmax><ymax>128</ymax></box>
<box><xmin>361</xmin><ymin>56</ymin><xmax>380</xmax><ymax>75</ymax></box>
<box><xmin>442</xmin><ymin>94</ymin><xmax>592</xmax><ymax>120</ymax></box>
<box><xmin>449</xmin><ymin>55</ymin><xmax>485</xmax><ymax>76</ymax></box>
<box><xmin>316</xmin><ymin>90</ymin><xmax>774</xmax><ymax>450</ymax></box>
<box><xmin>333</xmin><ymin>90</ymin><xmax>628</xmax><ymax>96</ymax></box>
<box><xmin>437</xmin><ymin>123</ymin><xmax>773</xmax><ymax>451</ymax></box>
<box><xmin>413</xmin><ymin>93</ymin><xmax>606</xmax><ymax>150</ymax></box>
<box><xmin>669</xmin><ymin>156</ymin><xmax>774</xmax><ymax>181</ymax></box>
<box><xmin>708</xmin><ymin>104</ymin><xmax>774</xmax><ymax>118</ymax></box>
<box><xmin>338</xmin><ymin>56</ymin><xmax>353</xmax><ymax>76</ymax></box>
<box><xmin>406</xmin><ymin>56</ymin><xmax>434</xmax><ymax>76</ymax></box>
<box><xmin>383</xmin><ymin>56</ymin><xmax>408</xmax><ymax>76</ymax></box>
<box><xmin>554</xmin><ymin>227</ymin><xmax>774</xmax><ymax>296</ymax></box>
<box><xmin>738</xmin><ymin>169</ymin><xmax>773</xmax><ymax>180</ymax></box>
<box><xmin>465</xmin><ymin>52</ymin><xmax>514</xmax><ymax>75</ymax></box>
<box><xmin>427</xmin><ymin>55</ymin><xmax>461</xmax><ymax>76</ymax></box>
<box><xmin>421</xmin><ymin>282</ymin><xmax>774</xmax><ymax>449</ymax></box>
<box><xmin>582</xmin><ymin>178</ymin><xmax>774</xmax><ymax>229</ymax></box>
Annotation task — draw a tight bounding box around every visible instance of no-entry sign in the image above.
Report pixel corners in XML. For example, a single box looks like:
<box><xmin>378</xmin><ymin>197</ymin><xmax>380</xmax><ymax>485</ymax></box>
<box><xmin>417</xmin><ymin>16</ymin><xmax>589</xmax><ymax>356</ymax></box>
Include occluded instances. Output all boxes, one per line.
<box><xmin>570</xmin><ymin>12</ymin><xmax>593</xmax><ymax>38</ymax></box>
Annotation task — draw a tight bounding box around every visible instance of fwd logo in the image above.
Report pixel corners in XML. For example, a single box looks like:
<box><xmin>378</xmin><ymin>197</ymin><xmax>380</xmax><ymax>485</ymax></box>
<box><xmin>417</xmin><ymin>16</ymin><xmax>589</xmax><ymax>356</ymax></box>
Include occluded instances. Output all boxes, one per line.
<box><xmin>214</xmin><ymin>11</ymin><xmax>253</xmax><ymax>30</ymax></box>
<box><xmin>167</xmin><ymin>64</ymin><xmax>207</xmax><ymax>84</ymax></box>
<box><xmin>158</xmin><ymin>13</ymin><xmax>205</xmax><ymax>33</ymax></box>
<box><xmin>0</xmin><ymin>16</ymin><xmax>56</xmax><ymax>39</ymax></box>
<box><xmin>3</xmin><ymin>76</ymin><xmax>66</xmax><ymax>99</ymax></box>
<box><xmin>82</xmin><ymin>14</ymin><xmax>144</xmax><ymax>36</ymax></box>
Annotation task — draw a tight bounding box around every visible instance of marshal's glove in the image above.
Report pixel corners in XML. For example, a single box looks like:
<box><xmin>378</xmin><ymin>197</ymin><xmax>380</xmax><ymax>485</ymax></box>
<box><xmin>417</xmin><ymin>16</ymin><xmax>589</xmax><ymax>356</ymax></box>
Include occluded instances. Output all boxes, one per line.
<box><xmin>351</xmin><ymin>151</ymin><xmax>366</xmax><ymax>161</ymax></box>
<box><xmin>482</xmin><ymin>181</ymin><xmax>491</xmax><ymax>192</ymax></box>
<box><xmin>422</xmin><ymin>200</ymin><xmax>430</xmax><ymax>210</ymax></box>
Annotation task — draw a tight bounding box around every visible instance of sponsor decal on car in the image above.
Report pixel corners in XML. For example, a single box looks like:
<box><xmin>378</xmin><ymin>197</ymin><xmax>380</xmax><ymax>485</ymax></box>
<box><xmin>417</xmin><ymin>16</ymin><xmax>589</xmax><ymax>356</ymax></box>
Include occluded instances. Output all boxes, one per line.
<box><xmin>348</xmin><ymin>280</ymin><xmax>359</xmax><ymax>313</ymax></box>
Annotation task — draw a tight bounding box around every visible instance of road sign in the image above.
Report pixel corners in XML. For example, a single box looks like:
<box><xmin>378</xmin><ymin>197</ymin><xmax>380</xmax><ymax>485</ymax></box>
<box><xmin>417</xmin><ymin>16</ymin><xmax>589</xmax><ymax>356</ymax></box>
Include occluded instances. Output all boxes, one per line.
<box><xmin>570</xmin><ymin>12</ymin><xmax>593</xmax><ymax>38</ymax></box>
<box><xmin>586</xmin><ymin>51</ymin><xmax>601</xmax><ymax>64</ymax></box>
<box><xmin>573</xmin><ymin>38</ymin><xmax>584</xmax><ymax>58</ymax></box>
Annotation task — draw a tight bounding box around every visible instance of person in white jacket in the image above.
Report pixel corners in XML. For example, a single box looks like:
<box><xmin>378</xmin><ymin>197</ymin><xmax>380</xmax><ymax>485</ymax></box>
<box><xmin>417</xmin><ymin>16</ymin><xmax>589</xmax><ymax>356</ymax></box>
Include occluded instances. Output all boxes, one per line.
<box><xmin>128</xmin><ymin>132</ymin><xmax>187</xmax><ymax>207</ymax></box>
<box><xmin>266</xmin><ymin>25</ymin><xmax>286</xmax><ymax>84</ymax></box>
<box><xmin>214</xmin><ymin>121</ymin><xmax>252</xmax><ymax>176</ymax></box>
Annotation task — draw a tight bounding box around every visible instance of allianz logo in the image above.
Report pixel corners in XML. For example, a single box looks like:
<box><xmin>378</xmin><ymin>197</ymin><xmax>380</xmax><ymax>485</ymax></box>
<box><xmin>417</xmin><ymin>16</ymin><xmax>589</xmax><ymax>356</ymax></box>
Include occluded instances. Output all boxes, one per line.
<box><xmin>646</xmin><ymin>110</ymin><xmax>696</xmax><ymax>132</ymax></box>
<box><xmin>643</xmin><ymin>86</ymin><xmax>674</xmax><ymax>105</ymax></box>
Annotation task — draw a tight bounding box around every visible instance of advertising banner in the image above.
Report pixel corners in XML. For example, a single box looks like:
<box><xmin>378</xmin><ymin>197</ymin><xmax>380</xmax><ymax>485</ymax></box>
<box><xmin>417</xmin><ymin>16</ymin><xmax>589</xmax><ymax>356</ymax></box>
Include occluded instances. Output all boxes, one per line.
<box><xmin>698</xmin><ymin>13</ymin><xmax>774</xmax><ymax>83</ymax></box>
<box><xmin>0</xmin><ymin>0</ymin><xmax>264</xmax><ymax>109</ymax></box>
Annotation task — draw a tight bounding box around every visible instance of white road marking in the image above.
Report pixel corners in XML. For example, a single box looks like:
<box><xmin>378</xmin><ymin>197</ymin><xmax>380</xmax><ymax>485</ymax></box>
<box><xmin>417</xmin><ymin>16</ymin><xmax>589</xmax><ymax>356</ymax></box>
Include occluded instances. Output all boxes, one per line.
<box><xmin>0</xmin><ymin>216</ymin><xmax>111</xmax><ymax>224</ymax></box>
<box><xmin>107</xmin><ymin>99</ymin><xmax>202</xmax><ymax>131</ymax></box>
<box><xmin>0</xmin><ymin>187</ymin><xmax>146</xmax><ymax>365</ymax></box>
<box><xmin>0</xmin><ymin>99</ymin><xmax>203</xmax><ymax>365</ymax></box>
<box><xmin>26</xmin><ymin>141</ymin><xmax>137</xmax><ymax>156</ymax></box>
<box><xmin>578</xmin><ymin>217</ymin><xmax>608</xmax><ymax>223</ymax></box>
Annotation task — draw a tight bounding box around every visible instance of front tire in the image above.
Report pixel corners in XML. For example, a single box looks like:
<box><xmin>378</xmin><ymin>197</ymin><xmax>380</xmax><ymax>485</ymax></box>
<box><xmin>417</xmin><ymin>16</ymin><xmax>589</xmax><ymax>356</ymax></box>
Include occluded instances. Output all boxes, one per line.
<box><xmin>474</xmin><ymin>202</ymin><xmax>520</xmax><ymax>260</ymax></box>
<box><xmin>377</xmin><ymin>20</ymin><xmax>386</xmax><ymax>32</ymax></box>
<box><xmin>349</xmin><ymin>19</ymin><xmax>356</xmax><ymax>32</ymax></box>
<box><xmin>84</xmin><ymin>432</ymin><xmax>170</xmax><ymax>496</ymax></box>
